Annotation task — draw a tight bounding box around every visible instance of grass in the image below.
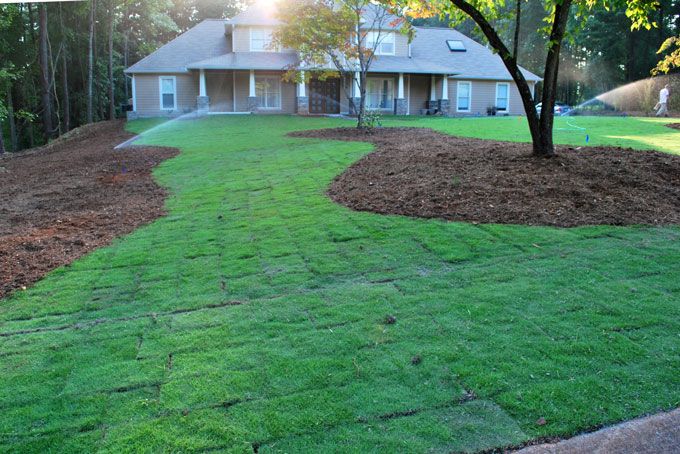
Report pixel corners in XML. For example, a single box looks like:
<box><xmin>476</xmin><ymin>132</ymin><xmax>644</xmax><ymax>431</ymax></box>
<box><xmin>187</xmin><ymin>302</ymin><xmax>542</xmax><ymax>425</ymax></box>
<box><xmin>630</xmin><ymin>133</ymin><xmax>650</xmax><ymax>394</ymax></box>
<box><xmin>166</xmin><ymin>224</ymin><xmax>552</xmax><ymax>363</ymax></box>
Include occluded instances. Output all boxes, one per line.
<box><xmin>1</xmin><ymin>115</ymin><xmax>679</xmax><ymax>452</ymax></box>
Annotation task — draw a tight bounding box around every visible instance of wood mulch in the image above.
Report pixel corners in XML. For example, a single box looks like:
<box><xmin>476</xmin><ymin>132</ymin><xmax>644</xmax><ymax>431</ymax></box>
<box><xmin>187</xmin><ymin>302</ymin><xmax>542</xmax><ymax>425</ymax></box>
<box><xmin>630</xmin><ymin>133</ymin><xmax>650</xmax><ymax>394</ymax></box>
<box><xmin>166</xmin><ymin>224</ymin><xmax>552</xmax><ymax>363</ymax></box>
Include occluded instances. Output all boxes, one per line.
<box><xmin>0</xmin><ymin>120</ymin><xmax>178</xmax><ymax>299</ymax></box>
<box><xmin>291</xmin><ymin>127</ymin><xmax>680</xmax><ymax>227</ymax></box>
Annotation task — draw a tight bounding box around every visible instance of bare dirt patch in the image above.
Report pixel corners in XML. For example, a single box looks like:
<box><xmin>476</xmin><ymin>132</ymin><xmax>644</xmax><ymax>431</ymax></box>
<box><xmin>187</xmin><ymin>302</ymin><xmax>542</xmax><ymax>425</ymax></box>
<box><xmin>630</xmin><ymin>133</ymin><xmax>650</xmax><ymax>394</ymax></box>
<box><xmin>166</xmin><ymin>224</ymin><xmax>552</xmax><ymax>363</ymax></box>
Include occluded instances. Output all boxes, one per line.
<box><xmin>0</xmin><ymin>120</ymin><xmax>178</xmax><ymax>299</ymax></box>
<box><xmin>666</xmin><ymin>123</ymin><xmax>680</xmax><ymax>130</ymax></box>
<box><xmin>291</xmin><ymin>127</ymin><xmax>680</xmax><ymax>227</ymax></box>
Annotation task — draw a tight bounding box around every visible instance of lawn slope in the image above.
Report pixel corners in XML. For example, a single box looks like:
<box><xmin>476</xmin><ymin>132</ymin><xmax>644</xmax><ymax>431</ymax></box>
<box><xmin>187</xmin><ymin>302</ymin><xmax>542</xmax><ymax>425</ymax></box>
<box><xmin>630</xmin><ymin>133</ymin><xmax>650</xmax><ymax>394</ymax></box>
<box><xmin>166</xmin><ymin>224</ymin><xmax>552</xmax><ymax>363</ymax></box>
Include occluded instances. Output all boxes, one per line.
<box><xmin>0</xmin><ymin>115</ymin><xmax>678</xmax><ymax>452</ymax></box>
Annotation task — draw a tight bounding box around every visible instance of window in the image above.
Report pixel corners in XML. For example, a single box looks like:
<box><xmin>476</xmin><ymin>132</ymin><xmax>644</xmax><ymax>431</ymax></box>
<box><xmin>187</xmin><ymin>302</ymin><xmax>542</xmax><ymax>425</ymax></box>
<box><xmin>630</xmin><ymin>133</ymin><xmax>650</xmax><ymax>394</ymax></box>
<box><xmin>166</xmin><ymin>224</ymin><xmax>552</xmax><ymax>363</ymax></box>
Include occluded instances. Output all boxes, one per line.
<box><xmin>159</xmin><ymin>76</ymin><xmax>176</xmax><ymax>110</ymax></box>
<box><xmin>457</xmin><ymin>81</ymin><xmax>471</xmax><ymax>112</ymax></box>
<box><xmin>255</xmin><ymin>76</ymin><xmax>281</xmax><ymax>109</ymax></box>
<box><xmin>447</xmin><ymin>40</ymin><xmax>466</xmax><ymax>52</ymax></box>
<box><xmin>250</xmin><ymin>28</ymin><xmax>274</xmax><ymax>52</ymax></box>
<box><xmin>366</xmin><ymin>78</ymin><xmax>394</xmax><ymax>109</ymax></box>
<box><xmin>496</xmin><ymin>82</ymin><xmax>509</xmax><ymax>111</ymax></box>
<box><xmin>365</xmin><ymin>31</ymin><xmax>395</xmax><ymax>55</ymax></box>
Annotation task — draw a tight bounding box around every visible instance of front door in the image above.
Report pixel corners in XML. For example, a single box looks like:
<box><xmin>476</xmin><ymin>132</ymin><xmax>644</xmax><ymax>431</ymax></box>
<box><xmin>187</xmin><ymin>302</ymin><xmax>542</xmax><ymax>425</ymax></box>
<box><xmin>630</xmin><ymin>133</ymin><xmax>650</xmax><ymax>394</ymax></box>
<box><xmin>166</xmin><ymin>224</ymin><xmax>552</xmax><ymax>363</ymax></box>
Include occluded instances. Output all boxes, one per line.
<box><xmin>309</xmin><ymin>78</ymin><xmax>341</xmax><ymax>114</ymax></box>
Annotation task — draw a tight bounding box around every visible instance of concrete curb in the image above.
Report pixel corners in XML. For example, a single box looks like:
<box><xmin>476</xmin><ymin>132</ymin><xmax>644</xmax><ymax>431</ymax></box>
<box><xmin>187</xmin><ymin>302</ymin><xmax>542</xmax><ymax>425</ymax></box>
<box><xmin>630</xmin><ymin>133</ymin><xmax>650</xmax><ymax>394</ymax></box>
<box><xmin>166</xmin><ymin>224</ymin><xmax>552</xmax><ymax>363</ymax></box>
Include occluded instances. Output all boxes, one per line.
<box><xmin>517</xmin><ymin>408</ymin><xmax>680</xmax><ymax>454</ymax></box>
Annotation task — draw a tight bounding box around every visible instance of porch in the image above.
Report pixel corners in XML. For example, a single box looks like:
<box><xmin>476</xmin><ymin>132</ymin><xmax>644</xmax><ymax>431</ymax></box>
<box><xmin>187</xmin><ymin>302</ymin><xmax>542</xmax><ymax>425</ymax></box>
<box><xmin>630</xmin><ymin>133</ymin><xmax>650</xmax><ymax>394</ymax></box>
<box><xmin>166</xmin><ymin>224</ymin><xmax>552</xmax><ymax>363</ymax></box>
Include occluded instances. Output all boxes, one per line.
<box><xmin>193</xmin><ymin>69</ymin><xmax>452</xmax><ymax>116</ymax></box>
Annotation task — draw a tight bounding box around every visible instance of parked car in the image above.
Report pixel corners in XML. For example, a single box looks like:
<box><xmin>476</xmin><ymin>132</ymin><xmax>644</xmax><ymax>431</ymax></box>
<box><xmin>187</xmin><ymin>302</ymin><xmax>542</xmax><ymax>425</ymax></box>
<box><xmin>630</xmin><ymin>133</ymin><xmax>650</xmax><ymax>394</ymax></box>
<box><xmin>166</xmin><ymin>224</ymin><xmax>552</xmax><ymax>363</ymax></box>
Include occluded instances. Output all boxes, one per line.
<box><xmin>535</xmin><ymin>102</ymin><xmax>572</xmax><ymax>116</ymax></box>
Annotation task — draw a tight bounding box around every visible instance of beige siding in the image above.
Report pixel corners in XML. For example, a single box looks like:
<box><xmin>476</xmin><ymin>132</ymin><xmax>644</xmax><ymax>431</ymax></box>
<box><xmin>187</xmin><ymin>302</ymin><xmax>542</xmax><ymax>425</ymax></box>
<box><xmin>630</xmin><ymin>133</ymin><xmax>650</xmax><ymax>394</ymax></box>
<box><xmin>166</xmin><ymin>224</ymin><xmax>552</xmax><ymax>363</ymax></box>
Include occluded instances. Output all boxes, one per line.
<box><xmin>232</xmin><ymin>26</ymin><xmax>295</xmax><ymax>53</ymax></box>
<box><xmin>447</xmin><ymin>79</ymin><xmax>534</xmax><ymax>116</ymax></box>
<box><xmin>409</xmin><ymin>75</ymin><xmax>430</xmax><ymax>114</ymax></box>
<box><xmin>395</xmin><ymin>33</ymin><xmax>409</xmax><ymax>57</ymax></box>
<box><xmin>134</xmin><ymin>73</ymin><xmax>197</xmax><ymax>117</ymax></box>
<box><xmin>206</xmin><ymin>71</ymin><xmax>234</xmax><ymax>112</ymax></box>
<box><xmin>232</xmin><ymin>26</ymin><xmax>251</xmax><ymax>52</ymax></box>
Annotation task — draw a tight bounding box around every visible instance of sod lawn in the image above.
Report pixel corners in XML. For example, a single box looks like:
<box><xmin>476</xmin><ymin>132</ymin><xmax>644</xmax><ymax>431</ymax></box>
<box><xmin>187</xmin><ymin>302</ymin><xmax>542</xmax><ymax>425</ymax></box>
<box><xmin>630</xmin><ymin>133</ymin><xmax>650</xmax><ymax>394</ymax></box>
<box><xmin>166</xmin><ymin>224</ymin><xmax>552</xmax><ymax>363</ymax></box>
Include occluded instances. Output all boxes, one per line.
<box><xmin>1</xmin><ymin>115</ymin><xmax>679</xmax><ymax>452</ymax></box>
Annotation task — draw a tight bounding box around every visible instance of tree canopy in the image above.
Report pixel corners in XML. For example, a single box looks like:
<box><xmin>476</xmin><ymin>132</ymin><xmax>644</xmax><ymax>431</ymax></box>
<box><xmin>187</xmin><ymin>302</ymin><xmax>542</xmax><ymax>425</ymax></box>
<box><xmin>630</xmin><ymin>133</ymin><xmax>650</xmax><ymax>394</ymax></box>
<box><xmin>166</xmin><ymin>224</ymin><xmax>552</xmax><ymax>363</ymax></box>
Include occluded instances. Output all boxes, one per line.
<box><xmin>384</xmin><ymin>0</ymin><xmax>663</xmax><ymax>156</ymax></box>
<box><xmin>0</xmin><ymin>0</ymin><xmax>244</xmax><ymax>153</ymax></box>
<box><xmin>273</xmin><ymin>0</ymin><xmax>411</xmax><ymax>127</ymax></box>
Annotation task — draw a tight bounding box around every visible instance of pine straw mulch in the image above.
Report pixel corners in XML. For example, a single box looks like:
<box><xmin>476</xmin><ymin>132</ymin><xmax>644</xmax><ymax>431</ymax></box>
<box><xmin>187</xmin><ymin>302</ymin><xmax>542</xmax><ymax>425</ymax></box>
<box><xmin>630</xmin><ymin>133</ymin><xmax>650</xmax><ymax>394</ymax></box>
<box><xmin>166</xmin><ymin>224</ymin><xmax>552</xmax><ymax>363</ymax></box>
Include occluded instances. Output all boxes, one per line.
<box><xmin>291</xmin><ymin>127</ymin><xmax>680</xmax><ymax>227</ymax></box>
<box><xmin>0</xmin><ymin>120</ymin><xmax>178</xmax><ymax>299</ymax></box>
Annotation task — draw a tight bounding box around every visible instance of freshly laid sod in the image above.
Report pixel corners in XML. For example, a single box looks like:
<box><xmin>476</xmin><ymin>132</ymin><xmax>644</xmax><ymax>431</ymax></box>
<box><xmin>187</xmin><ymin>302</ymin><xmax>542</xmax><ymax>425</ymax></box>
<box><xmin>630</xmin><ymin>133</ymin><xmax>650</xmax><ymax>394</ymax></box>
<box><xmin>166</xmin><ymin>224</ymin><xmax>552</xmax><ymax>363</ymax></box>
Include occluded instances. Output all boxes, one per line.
<box><xmin>1</xmin><ymin>115</ymin><xmax>678</xmax><ymax>452</ymax></box>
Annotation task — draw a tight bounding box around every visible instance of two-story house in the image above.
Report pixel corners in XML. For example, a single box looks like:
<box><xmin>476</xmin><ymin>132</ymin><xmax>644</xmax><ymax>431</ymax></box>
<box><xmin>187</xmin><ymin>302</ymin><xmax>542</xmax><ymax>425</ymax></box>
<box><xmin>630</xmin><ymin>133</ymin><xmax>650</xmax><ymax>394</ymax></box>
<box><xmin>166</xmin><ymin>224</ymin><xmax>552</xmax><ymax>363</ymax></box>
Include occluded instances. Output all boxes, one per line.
<box><xmin>125</xmin><ymin>2</ymin><xmax>541</xmax><ymax>117</ymax></box>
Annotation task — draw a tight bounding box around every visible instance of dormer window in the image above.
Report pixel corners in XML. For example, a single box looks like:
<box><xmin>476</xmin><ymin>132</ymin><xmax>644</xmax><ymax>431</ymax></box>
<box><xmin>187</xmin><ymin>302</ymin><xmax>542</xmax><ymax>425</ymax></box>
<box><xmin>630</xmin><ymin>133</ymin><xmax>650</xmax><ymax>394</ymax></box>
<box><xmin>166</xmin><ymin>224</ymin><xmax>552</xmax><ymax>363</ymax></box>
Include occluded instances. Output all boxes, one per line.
<box><xmin>447</xmin><ymin>40</ymin><xmax>466</xmax><ymax>52</ymax></box>
<box><xmin>366</xmin><ymin>31</ymin><xmax>395</xmax><ymax>56</ymax></box>
<box><xmin>251</xmin><ymin>28</ymin><xmax>274</xmax><ymax>52</ymax></box>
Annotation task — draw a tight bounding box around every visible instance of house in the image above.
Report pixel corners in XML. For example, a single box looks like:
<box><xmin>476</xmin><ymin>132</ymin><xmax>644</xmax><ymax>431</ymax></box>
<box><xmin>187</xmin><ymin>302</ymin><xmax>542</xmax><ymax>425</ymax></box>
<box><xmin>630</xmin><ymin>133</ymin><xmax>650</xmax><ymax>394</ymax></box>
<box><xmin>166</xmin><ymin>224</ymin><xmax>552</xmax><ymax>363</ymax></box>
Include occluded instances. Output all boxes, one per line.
<box><xmin>124</xmin><ymin>2</ymin><xmax>541</xmax><ymax>118</ymax></box>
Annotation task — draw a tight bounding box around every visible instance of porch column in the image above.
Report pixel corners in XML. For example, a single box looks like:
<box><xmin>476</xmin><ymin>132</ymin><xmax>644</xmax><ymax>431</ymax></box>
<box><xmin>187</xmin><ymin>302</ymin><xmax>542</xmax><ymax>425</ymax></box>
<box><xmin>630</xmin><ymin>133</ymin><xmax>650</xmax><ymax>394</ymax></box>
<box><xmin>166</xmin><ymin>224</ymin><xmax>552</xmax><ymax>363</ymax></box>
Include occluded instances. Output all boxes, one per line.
<box><xmin>197</xmin><ymin>69</ymin><xmax>210</xmax><ymax>115</ymax></box>
<box><xmin>428</xmin><ymin>74</ymin><xmax>437</xmax><ymax>110</ymax></box>
<box><xmin>127</xmin><ymin>74</ymin><xmax>138</xmax><ymax>120</ymax></box>
<box><xmin>438</xmin><ymin>75</ymin><xmax>450</xmax><ymax>115</ymax></box>
<box><xmin>199</xmin><ymin>69</ymin><xmax>207</xmax><ymax>97</ymax></box>
<box><xmin>247</xmin><ymin>69</ymin><xmax>258</xmax><ymax>112</ymax></box>
<box><xmin>297</xmin><ymin>70</ymin><xmax>309</xmax><ymax>115</ymax></box>
<box><xmin>395</xmin><ymin>73</ymin><xmax>407</xmax><ymax>115</ymax></box>
<box><xmin>351</xmin><ymin>71</ymin><xmax>361</xmax><ymax>115</ymax></box>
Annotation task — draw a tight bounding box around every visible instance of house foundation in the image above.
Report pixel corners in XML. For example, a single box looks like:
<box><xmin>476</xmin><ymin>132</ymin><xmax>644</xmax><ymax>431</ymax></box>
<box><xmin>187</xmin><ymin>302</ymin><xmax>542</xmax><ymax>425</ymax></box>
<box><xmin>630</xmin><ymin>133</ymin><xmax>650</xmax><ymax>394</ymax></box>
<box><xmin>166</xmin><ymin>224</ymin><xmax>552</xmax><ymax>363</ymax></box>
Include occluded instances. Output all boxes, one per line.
<box><xmin>297</xmin><ymin>96</ymin><xmax>309</xmax><ymax>115</ymax></box>
<box><xmin>247</xmin><ymin>96</ymin><xmax>259</xmax><ymax>112</ymax></box>
<box><xmin>395</xmin><ymin>98</ymin><xmax>408</xmax><ymax>115</ymax></box>
<box><xmin>197</xmin><ymin>96</ymin><xmax>210</xmax><ymax>115</ymax></box>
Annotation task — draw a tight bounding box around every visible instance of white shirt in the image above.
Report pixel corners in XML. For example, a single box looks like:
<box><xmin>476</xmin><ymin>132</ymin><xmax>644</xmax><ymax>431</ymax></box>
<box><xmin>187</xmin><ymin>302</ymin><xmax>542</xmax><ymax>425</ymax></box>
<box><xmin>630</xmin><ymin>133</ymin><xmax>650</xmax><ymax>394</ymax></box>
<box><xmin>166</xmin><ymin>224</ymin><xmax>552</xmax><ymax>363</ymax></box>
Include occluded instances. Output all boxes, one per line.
<box><xmin>660</xmin><ymin>88</ymin><xmax>669</xmax><ymax>104</ymax></box>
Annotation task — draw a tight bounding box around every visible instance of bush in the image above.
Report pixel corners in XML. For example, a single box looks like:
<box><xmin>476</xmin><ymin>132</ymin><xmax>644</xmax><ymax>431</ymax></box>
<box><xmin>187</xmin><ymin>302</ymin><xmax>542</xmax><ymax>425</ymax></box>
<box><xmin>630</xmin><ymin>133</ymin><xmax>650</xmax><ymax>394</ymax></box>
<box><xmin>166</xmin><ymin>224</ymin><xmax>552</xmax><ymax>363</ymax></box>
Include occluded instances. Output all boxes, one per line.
<box><xmin>363</xmin><ymin>110</ymin><xmax>383</xmax><ymax>129</ymax></box>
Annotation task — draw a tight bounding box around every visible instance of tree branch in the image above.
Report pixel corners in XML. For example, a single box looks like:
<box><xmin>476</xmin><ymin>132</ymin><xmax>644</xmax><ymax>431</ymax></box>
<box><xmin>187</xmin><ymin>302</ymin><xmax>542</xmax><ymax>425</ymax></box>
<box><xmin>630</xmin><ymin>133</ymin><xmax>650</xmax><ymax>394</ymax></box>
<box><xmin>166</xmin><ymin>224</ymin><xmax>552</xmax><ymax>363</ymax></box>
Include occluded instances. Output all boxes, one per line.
<box><xmin>449</xmin><ymin>0</ymin><xmax>540</xmax><ymax>142</ymax></box>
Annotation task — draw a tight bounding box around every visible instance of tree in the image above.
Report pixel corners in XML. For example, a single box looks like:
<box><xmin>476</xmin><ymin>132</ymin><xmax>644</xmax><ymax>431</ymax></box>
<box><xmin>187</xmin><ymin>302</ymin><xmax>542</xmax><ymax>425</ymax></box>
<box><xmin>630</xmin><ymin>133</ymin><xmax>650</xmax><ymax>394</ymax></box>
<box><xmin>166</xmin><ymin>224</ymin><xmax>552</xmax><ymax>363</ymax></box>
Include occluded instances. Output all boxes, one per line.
<box><xmin>654</xmin><ymin>36</ymin><xmax>680</xmax><ymax>74</ymax></box>
<box><xmin>39</xmin><ymin>4</ymin><xmax>54</xmax><ymax>140</ymax></box>
<box><xmin>108</xmin><ymin>0</ymin><xmax>116</xmax><ymax>120</ymax></box>
<box><xmin>393</xmin><ymin>0</ymin><xmax>658</xmax><ymax>156</ymax></box>
<box><xmin>274</xmin><ymin>0</ymin><xmax>411</xmax><ymax>127</ymax></box>
<box><xmin>87</xmin><ymin>0</ymin><xmax>96</xmax><ymax>123</ymax></box>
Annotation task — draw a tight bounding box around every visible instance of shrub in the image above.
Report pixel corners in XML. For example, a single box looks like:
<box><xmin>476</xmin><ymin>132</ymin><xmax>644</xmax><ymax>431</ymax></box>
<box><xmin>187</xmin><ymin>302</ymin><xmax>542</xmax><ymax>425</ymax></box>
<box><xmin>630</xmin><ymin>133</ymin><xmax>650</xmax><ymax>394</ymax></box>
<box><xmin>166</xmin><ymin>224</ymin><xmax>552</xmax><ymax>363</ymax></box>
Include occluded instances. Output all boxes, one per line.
<box><xmin>363</xmin><ymin>110</ymin><xmax>383</xmax><ymax>129</ymax></box>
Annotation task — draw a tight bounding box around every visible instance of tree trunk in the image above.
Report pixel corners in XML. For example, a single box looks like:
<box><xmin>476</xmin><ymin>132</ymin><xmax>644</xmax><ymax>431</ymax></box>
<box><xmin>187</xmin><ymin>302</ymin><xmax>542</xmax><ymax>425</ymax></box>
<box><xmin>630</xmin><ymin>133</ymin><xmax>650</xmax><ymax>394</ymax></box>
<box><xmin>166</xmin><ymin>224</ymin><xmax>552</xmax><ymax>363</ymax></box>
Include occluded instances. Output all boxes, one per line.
<box><xmin>7</xmin><ymin>86</ymin><xmax>18</xmax><ymax>152</ymax></box>
<box><xmin>449</xmin><ymin>0</ymin><xmax>543</xmax><ymax>154</ymax></box>
<box><xmin>0</xmin><ymin>123</ymin><xmax>5</xmax><ymax>154</ymax></box>
<box><xmin>39</xmin><ymin>4</ymin><xmax>54</xmax><ymax>140</ymax></box>
<box><xmin>87</xmin><ymin>0</ymin><xmax>96</xmax><ymax>123</ymax></box>
<box><xmin>59</xmin><ymin>3</ymin><xmax>70</xmax><ymax>133</ymax></box>
<box><xmin>513</xmin><ymin>0</ymin><xmax>521</xmax><ymax>62</ymax></box>
<box><xmin>108</xmin><ymin>0</ymin><xmax>116</xmax><ymax>120</ymax></box>
<box><xmin>449</xmin><ymin>0</ymin><xmax>572</xmax><ymax>157</ymax></box>
<box><xmin>536</xmin><ymin>0</ymin><xmax>572</xmax><ymax>156</ymax></box>
<box><xmin>123</xmin><ymin>32</ymin><xmax>129</xmax><ymax>101</ymax></box>
<box><xmin>62</xmin><ymin>50</ymin><xmax>71</xmax><ymax>132</ymax></box>
<box><xmin>357</xmin><ymin>72</ymin><xmax>367</xmax><ymax>128</ymax></box>
<box><xmin>626</xmin><ymin>31</ymin><xmax>635</xmax><ymax>82</ymax></box>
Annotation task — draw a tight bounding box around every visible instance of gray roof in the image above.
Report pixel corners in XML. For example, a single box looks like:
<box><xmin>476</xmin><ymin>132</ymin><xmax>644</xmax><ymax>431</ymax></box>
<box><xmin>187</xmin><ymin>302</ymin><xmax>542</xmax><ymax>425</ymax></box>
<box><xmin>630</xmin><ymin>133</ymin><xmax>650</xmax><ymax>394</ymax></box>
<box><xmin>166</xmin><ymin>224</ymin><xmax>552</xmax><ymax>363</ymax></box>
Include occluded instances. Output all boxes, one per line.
<box><xmin>187</xmin><ymin>52</ymin><xmax>298</xmax><ymax>70</ymax></box>
<box><xmin>125</xmin><ymin>19</ymin><xmax>228</xmax><ymax>73</ymax></box>
<box><xmin>125</xmin><ymin>13</ymin><xmax>541</xmax><ymax>82</ymax></box>
<box><xmin>369</xmin><ymin>56</ymin><xmax>455</xmax><ymax>75</ymax></box>
<box><xmin>411</xmin><ymin>27</ymin><xmax>541</xmax><ymax>82</ymax></box>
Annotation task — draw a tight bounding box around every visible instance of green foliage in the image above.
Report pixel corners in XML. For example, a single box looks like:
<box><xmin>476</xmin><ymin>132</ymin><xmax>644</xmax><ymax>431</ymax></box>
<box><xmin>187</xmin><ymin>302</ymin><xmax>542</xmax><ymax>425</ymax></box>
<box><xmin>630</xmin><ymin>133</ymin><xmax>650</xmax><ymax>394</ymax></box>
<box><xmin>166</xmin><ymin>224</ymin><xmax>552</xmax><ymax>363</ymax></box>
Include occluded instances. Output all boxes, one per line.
<box><xmin>363</xmin><ymin>109</ymin><xmax>383</xmax><ymax>128</ymax></box>
<box><xmin>1</xmin><ymin>115</ymin><xmax>679</xmax><ymax>450</ymax></box>
<box><xmin>0</xmin><ymin>0</ymin><xmax>245</xmax><ymax>151</ymax></box>
<box><xmin>654</xmin><ymin>35</ymin><xmax>680</xmax><ymax>74</ymax></box>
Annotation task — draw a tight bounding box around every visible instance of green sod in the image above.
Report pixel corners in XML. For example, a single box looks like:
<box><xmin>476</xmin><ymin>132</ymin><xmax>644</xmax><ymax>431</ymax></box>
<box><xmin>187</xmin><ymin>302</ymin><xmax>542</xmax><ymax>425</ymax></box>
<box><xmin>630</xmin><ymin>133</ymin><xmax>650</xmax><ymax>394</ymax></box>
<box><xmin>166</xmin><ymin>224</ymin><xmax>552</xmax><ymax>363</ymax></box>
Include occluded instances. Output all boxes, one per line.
<box><xmin>1</xmin><ymin>115</ymin><xmax>678</xmax><ymax>452</ymax></box>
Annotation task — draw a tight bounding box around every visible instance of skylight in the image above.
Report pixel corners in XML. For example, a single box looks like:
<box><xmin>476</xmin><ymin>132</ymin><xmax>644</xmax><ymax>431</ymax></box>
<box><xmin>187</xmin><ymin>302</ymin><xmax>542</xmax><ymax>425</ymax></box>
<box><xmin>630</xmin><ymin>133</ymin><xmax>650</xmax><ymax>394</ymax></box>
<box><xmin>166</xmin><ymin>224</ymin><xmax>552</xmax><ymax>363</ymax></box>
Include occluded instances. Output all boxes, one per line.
<box><xmin>447</xmin><ymin>40</ymin><xmax>466</xmax><ymax>52</ymax></box>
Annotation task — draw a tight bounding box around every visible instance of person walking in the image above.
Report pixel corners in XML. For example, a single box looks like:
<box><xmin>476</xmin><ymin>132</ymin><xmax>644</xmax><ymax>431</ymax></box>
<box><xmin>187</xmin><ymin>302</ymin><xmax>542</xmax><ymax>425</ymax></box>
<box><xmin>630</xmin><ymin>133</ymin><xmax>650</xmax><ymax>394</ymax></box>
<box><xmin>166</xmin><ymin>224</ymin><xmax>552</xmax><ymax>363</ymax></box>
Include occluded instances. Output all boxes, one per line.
<box><xmin>656</xmin><ymin>84</ymin><xmax>670</xmax><ymax>117</ymax></box>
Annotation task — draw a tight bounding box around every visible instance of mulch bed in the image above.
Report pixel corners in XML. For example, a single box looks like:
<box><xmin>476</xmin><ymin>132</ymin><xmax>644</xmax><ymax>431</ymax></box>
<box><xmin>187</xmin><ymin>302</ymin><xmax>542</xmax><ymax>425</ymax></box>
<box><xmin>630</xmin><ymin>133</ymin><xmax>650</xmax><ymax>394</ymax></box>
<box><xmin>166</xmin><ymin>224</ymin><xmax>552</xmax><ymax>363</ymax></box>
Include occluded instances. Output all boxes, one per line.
<box><xmin>666</xmin><ymin>123</ymin><xmax>680</xmax><ymax>130</ymax></box>
<box><xmin>0</xmin><ymin>120</ymin><xmax>178</xmax><ymax>299</ymax></box>
<box><xmin>291</xmin><ymin>127</ymin><xmax>680</xmax><ymax>227</ymax></box>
